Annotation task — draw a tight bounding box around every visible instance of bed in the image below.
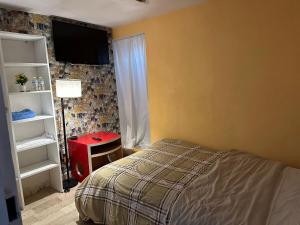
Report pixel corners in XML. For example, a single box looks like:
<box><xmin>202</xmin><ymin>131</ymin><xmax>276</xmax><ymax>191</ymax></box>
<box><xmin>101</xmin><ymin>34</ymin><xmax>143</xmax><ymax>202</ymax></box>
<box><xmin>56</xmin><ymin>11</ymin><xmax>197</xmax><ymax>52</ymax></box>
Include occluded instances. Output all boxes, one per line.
<box><xmin>75</xmin><ymin>139</ymin><xmax>300</xmax><ymax>225</ymax></box>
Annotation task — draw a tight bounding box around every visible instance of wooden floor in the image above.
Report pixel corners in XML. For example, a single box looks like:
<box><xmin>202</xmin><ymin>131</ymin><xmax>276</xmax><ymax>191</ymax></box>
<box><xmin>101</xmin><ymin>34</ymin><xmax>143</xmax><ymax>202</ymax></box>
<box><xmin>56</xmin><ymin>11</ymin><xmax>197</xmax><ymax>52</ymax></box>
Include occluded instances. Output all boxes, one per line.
<box><xmin>22</xmin><ymin>187</ymin><xmax>96</xmax><ymax>225</ymax></box>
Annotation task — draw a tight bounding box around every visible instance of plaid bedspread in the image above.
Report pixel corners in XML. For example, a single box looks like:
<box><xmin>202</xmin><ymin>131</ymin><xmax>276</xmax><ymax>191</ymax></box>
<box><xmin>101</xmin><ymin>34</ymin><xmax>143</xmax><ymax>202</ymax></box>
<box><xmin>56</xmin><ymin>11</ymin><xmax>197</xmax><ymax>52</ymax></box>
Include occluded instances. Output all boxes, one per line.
<box><xmin>75</xmin><ymin>139</ymin><xmax>225</xmax><ymax>225</ymax></box>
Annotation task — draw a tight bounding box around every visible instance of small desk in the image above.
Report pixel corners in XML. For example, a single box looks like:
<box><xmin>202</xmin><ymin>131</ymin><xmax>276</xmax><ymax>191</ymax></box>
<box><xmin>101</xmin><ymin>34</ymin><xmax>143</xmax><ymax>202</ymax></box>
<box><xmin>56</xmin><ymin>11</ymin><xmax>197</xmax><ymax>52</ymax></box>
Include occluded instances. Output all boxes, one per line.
<box><xmin>68</xmin><ymin>132</ymin><xmax>122</xmax><ymax>182</ymax></box>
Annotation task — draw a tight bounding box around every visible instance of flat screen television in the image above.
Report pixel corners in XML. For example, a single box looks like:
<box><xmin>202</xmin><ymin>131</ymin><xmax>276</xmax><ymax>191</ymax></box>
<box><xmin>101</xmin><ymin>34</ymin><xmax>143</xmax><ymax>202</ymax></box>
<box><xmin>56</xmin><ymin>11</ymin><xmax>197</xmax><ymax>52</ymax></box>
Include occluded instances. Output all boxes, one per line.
<box><xmin>52</xmin><ymin>20</ymin><xmax>109</xmax><ymax>65</ymax></box>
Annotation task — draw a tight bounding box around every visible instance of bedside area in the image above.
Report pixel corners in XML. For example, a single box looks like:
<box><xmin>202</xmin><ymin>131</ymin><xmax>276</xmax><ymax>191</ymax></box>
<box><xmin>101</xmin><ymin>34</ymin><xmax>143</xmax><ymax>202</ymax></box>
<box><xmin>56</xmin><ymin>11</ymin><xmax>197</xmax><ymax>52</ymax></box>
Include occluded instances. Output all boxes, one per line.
<box><xmin>67</xmin><ymin>132</ymin><xmax>122</xmax><ymax>182</ymax></box>
<box><xmin>132</xmin><ymin>147</ymin><xmax>143</xmax><ymax>153</ymax></box>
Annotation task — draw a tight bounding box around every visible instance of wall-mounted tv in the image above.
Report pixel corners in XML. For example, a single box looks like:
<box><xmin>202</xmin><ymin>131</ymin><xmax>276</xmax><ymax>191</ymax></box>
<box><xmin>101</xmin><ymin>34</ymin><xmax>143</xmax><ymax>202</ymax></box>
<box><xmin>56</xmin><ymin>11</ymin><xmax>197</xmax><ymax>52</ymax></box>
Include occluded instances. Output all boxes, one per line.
<box><xmin>52</xmin><ymin>20</ymin><xmax>109</xmax><ymax>65</ymax></box>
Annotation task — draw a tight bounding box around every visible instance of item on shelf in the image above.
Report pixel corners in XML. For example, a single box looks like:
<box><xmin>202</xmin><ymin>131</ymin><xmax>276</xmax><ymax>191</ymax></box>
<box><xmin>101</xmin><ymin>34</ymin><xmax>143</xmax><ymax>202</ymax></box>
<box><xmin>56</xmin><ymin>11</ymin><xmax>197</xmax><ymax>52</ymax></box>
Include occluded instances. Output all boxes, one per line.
<box><xmin>38</xmin><ymin>77</ymin><xmax>45</xmax><ymax>91</ymax></box>
<box><xmin>31</xmin><ymin>77</ymin><xmax>39</xmax><ymax>91</ymax></box>
<box><xmin>15</xmin><ymin>73</ymin><xmax>28</xmax><ymax>92</ymax></box>
<box><xmin>19</xmin><ymin>85</ymin><xmax>27</xmax><ymax>92</ymax></box>
<box><xmin>68</xmin><ymin>136</ymin><xmax>78</xmax><ymax>140</ymax></box>
<box><xmin>12</xmin><ymin>109</ymin><xmax>36</xmax><ymax>121</ymax></box>
<box><xmin>92</xmin><ymin>137</ymin><xmax>102</xmax><ymax>141</ymax></box>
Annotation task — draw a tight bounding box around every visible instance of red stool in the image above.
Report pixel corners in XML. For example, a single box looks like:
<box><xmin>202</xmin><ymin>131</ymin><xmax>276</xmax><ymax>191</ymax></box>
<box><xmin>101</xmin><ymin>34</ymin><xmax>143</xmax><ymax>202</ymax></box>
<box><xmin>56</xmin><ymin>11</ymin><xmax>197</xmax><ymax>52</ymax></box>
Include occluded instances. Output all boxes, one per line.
<box><xmin>68</xmin><ymin>132</ymin><xmax>122</xmax><ymax>182</ymax></box>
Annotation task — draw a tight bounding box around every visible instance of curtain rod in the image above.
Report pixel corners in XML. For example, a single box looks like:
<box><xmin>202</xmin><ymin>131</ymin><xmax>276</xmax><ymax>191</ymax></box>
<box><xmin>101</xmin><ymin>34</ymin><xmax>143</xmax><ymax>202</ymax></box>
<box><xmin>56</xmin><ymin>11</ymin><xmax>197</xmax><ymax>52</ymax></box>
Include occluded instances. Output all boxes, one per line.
<box><xmin>112</xmin><ymin>33</ymin><xmax>145</xmax><ymax>42</ymax></box>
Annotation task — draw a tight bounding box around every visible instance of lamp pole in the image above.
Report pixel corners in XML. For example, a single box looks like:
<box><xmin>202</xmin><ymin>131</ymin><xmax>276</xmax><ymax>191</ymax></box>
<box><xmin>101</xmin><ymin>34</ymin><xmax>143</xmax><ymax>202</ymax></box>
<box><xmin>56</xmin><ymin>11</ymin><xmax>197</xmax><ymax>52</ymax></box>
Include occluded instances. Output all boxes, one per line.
<box><xmin>56</xmin><ymin>79</ymin><xmax>81</xmax><ymax>192</ymax></box>
<box><xmin>61</xmin><ymin>97</ymin><xmax>78</xmax><ymax>192</ymax></box>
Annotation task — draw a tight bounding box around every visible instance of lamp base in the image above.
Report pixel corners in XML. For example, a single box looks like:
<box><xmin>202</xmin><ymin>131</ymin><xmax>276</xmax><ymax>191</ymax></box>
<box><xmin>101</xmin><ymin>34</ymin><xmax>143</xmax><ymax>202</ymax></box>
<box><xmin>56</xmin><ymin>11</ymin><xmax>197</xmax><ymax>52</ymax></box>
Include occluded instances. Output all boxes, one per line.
<box><xmin>63</xmin><ymin>178</ymin><xmax>78</xmax><ymax>192</ymax></box>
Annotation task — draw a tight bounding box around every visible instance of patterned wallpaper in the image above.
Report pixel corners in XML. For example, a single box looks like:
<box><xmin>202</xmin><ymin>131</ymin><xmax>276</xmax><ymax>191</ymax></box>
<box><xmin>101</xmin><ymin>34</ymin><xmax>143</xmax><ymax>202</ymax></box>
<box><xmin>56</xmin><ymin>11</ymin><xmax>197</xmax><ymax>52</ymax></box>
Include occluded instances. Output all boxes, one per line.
<box><xmin>0</xmin><ymin>9</ymin><xmax>120</xmax><ymax>153</ymax></box>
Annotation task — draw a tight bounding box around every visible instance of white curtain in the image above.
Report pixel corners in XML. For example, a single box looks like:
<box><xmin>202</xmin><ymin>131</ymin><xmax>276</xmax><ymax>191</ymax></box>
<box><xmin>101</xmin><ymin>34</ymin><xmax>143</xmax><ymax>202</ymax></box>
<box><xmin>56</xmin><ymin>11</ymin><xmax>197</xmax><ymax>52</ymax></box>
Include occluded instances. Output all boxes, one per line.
<box><xmin>113</xmin><ymin>34</ymin><xmax>150</xmax><ymax>149</ymax></box>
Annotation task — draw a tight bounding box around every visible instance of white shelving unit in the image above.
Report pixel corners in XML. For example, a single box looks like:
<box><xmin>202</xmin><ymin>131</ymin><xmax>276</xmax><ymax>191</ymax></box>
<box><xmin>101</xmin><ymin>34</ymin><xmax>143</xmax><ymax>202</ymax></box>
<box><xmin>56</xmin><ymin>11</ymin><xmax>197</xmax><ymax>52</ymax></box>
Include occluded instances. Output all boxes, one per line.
<box><xmin>0</xmin><ymin>31</ymin><xmax>63</xmax><ymax>209</ymax></box>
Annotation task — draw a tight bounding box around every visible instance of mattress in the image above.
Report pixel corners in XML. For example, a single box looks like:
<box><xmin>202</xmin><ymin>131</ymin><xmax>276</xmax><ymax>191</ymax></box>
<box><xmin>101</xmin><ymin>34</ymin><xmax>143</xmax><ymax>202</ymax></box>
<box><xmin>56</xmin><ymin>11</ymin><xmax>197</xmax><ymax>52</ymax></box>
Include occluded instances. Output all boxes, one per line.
<box><xmin>75</xmin><ymin>139</ymin><xmax>300</xmax><ymax>225</ymax></box>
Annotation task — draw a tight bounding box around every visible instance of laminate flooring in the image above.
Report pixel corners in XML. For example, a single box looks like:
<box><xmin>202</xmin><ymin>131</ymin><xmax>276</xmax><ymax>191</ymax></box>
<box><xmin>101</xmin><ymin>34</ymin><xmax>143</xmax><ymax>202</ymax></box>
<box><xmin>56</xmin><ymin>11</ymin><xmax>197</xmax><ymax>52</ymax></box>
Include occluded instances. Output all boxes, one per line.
<box><xmin>22</xmin><ymin>187</ymin><xmax>96</xmax><ymax>225</ymax></box>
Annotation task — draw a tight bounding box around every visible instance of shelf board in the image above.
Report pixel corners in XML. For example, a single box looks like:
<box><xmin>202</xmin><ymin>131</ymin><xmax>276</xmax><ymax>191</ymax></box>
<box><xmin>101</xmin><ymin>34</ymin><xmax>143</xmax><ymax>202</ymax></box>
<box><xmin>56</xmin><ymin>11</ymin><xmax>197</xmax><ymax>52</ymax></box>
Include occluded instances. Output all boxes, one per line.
<box><xmin>20</xmin><ymin>160</ymin><xmax>59</xmax><ymax>179</ymax></box>
<box><xmin>16</xmin><ymin>136</ymin><xmax>57</xmax><ymax>152</ymax></box>
<box><xmin>91</xmin><ymin>146</ymin><xmax>122</xmax><ymax>158</ymax></box>
<box><xmin>12</xmin><ymin>115</ymin><xmax>54</xmax><ymax>124</ymax></box>
<box><xmin>0</xmin><ymin>31</ymin><xmax>44</xmax><ymax>41</ymax></box>
<box><xmin>4</xmin><ymin>63</ymin><xmax>48</xmax><ymax>67</ymax></box>
<box><xmin>9</xmin><ymin>90</ymin><xmax>51</xmax><ymax>96</ymax></box>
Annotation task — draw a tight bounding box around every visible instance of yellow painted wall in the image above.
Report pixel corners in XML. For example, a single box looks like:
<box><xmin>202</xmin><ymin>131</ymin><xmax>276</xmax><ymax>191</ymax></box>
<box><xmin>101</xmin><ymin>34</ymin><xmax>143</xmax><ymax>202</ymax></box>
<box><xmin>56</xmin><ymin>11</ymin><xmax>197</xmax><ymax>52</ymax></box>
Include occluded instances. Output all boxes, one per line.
<box><xmin>113</xmin><ymin>0</ymin><xmax>300</xmax><ymax>168</ymax></box>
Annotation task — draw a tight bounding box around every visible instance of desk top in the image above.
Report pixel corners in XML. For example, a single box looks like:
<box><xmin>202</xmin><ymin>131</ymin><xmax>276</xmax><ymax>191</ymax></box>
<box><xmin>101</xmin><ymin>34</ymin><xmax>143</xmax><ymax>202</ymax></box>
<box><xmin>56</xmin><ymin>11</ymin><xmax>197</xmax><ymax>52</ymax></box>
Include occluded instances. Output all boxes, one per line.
<box><xmin>68</xmin><ymin>132</ymin><xmax>120</xmax><ymax>146</ymax></box>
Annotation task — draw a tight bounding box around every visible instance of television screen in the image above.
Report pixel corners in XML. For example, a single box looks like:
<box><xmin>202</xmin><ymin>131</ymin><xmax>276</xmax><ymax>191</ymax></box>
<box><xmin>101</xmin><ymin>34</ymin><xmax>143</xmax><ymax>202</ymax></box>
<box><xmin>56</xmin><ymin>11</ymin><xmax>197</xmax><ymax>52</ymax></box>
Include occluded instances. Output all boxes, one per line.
<box><xmin>52</xmin><ymin>20</ymin><xmax>109</xmax><ymax>65</ymax></box>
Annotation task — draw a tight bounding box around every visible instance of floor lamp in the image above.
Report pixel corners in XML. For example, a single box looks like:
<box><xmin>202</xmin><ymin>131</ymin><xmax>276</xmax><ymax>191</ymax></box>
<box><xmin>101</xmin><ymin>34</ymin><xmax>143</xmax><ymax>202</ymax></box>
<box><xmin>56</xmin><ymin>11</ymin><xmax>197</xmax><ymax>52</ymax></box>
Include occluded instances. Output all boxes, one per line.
<box><xmin>56</xmin><ymin>79</ymin><xmax>81</xmax><ymax>192</ymax></box>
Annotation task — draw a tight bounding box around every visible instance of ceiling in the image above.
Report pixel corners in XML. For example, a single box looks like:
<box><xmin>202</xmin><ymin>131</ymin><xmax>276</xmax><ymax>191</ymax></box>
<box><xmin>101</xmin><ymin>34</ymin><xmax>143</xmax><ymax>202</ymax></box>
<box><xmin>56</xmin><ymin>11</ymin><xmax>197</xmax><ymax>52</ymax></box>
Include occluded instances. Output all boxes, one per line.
<box><xmin>0</xmin><ymin>0</ymin><xmax>206</xmax><ymax>27</ymax></box>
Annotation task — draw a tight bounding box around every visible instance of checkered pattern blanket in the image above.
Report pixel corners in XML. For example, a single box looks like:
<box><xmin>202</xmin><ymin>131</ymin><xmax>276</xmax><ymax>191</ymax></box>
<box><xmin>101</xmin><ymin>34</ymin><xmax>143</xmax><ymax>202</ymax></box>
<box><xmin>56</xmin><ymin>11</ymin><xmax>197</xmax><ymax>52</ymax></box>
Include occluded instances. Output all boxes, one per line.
<box><xmin>75</xmin><ymin>139</ymin><xmax>225</xmax><ymax>225</ymax></box>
